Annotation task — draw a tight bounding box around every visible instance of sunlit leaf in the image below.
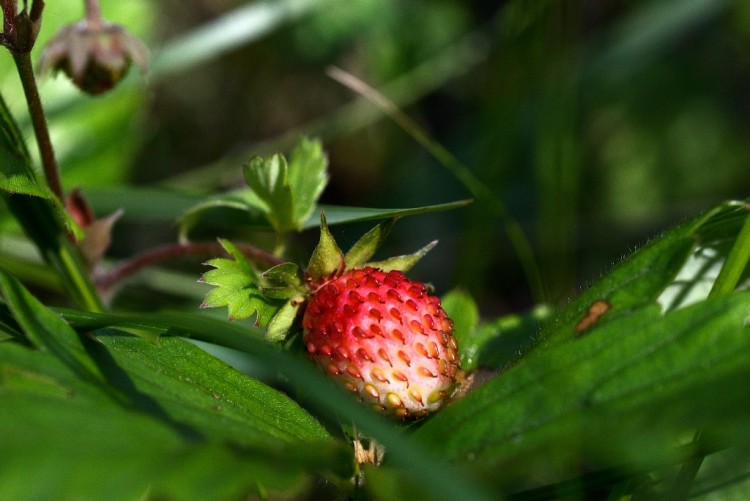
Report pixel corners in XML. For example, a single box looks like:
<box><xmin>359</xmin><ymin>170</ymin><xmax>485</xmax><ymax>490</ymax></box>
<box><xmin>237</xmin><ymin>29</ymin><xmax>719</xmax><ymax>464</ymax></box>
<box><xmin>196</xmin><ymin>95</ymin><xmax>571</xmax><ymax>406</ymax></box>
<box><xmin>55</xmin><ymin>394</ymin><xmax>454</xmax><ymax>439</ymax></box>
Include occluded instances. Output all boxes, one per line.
<box><xmin>288</xmin><ymin>137</ymin><xmax>328</xmax><ymax>227</ymax></box>
<box><xmin>200</xmin><ymin>239</ymin><xmax>282</xmax><ymax>323</ymax></box>
<box><xmin>416</xmin><ymin>293</ymin><xmax>750</xmax><ymax>492</ymax></box>
<box><xmin>0</xmin><ymin>270</ymin><xmax>103</xmax><ymax>384</ymax></box>
<box><xmin>243</xmin><ymin>153</ymin><xmax>295</xmax><ymax>233</ymax></box>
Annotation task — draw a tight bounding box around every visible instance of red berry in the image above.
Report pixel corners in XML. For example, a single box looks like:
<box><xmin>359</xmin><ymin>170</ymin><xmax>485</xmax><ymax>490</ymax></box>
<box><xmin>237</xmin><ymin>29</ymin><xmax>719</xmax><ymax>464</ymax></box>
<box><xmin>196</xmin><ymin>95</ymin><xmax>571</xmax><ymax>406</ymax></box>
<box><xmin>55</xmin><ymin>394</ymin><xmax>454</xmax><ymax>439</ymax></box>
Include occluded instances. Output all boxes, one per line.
<box><xmin>303</xmin><ymin>267</ymin><xmax>460</xmax><ymax>418</ymax></box>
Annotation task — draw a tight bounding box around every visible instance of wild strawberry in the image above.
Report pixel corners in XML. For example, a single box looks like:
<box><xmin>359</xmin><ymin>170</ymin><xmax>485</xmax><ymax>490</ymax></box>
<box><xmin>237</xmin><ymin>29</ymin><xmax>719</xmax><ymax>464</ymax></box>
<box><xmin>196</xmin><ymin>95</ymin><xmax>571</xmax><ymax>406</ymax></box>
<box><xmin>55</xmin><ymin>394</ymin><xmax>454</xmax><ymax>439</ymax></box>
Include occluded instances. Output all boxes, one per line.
<box><xmin>302</xmin><ymin>267</ymin><xmax>460</xmax><ymax>418</ymax></box>
<box><xmin>201</xmin><ymin>212</ymin><xmax>462</xmax><ymax>418</ymax></box>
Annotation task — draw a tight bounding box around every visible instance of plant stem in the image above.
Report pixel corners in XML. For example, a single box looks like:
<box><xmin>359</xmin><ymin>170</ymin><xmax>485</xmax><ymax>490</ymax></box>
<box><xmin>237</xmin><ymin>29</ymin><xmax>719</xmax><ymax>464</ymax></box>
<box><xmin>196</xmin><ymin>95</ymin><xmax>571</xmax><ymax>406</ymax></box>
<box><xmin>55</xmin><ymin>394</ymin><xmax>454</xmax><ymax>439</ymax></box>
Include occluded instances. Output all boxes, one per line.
<box><xmin>83</xmin><ymin>0</ymin><xmax>103</xmax><ymax>27</ymax></box>
<box><xmin>13</xmin><ymin>51</ymin><xmax>64</xmax><ymax>201</ymax></box>
<box><xmin>97</xmin><ymin>241</ymin><xmax>285</xmax><ymax>293</ymax></box>
<box><xmin>1</xmin><ymin>0</ymin><xmax>15</xmax><ymax>38</ymax></box>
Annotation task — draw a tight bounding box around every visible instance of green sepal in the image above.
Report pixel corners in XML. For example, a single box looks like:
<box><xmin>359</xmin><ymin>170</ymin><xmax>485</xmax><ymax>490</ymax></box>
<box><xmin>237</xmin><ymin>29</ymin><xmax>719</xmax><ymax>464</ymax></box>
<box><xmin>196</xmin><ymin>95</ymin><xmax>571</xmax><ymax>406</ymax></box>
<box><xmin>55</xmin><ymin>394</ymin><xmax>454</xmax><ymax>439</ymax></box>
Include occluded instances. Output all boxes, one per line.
<box><xmin>262</xmin><ymin>262</ymin><xmax>304</xmax><ymax>288</ymax></box>
<box><xmin>260</xmin><ymin>262</ymin><xmax>305</xmax><ymax>300</ymax></box>
<box><xmin>259</xmin><ymin>286</ymin><xmax>303</xmax><ymax>300</ymax></box>
<box><xmin>266</xmin><ymin>298</ymin><xmax>303</xmax><ymax>342</ymax></box>
<box><xmin>306</xmin><ymin>212</ymin><xmax>344</xmax><ymax>283</ymax></box>
<box><xmin>366</xmin><ymin>240</ymin><xmax>437</xmax><ymax>273</ymax></box>
<box><xmin>344</xmin><ymin>219</ymin><xmax>396</xmax><ymax>271</ymax></box>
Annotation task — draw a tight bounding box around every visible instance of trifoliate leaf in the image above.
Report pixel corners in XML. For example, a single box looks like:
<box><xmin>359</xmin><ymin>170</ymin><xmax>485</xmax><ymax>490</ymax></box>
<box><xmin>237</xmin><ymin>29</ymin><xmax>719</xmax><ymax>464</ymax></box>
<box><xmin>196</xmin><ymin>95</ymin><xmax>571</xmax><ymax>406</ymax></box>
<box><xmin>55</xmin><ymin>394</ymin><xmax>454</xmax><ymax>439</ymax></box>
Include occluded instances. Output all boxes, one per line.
<box><xmin>344</xmin><ymin>219</ymin><xmax>396</xmax><ymax>271</ymax></box>
<box><xmin>243</xmin><ymin>154</ymin><xmax>295</xmax><ymax>234</ymax></box>
<box><xmin>288</xmin><ymin>138</ymin><xmax>328</xmax><ymax>227</ymax></box>
<box><xmin>265</xmin><ymin>298</ymin><xmax>303</xmax><ymax>342</ymax></box>
<box><xmin>306</xmin><ymin>213</ymin><xmax>344</xmax><ymax>283</ymax></box>
<box><xmin>200</xmin><ymin>239</ymin><xmax>282</xmax><ymax>324</ymax></box>
<box><xmin>366</xmin><ymin>240</ymin><xmax>437</xmax><ymax>273</ymax></box>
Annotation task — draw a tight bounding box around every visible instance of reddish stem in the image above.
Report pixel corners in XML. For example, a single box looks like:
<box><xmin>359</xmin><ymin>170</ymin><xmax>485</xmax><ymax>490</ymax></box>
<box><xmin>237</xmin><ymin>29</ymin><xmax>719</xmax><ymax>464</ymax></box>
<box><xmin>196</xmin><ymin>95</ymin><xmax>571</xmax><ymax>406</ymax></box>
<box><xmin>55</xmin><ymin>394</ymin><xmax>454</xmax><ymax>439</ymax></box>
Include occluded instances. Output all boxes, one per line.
<box><xmin>96</xmin><ymin>241</ymin><xmax>285</xmax><ymax>293</ymax></box>
<box><xmin>13</xmin><ymin>51</ymin><xmax>64</xmax><ymax>201</ymax></box>
<box><xmin>1</xmin><ymin>0</ymin><xmax>15</xmax><ymax>38</ymax></box>
<box><xmin>84</xmin><ymin>0</ymin><xmax>103</xmax><ymax>27</ymax></box>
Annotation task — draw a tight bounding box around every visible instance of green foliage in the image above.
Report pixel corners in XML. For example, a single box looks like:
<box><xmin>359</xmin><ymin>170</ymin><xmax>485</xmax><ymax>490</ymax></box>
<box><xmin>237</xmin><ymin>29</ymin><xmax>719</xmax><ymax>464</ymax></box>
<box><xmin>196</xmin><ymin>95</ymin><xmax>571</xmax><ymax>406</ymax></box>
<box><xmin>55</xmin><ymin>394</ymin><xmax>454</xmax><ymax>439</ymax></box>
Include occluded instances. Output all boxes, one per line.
<box><xmin>176</xmin><ymin>138</ymin><xmax>328</xmax><ymax>238</ymax></box>
<box><xmin>200</xmin><ymin>239</ymin><xmax>282</xmax><ymax>324</ymax></box>
<box><xmin>287</xmin><ymin>137</ymin><xmax>329</xmax><ymax>225</ymax></box>
<box><xmin>4</xmin><ymin>198</ymin><xmax>746</xmax><ymax>500</ymax></box>
<box><xmin>176</xmin><ymin>134</ymin><xmax>469</xmax><ymax>241</ymax></box>
<box><xmin>2</xmin><ymin>1</ymin><xmax>750</xmax><ymax>499</ymax></box>
<box><xmin>0</xmin><ymin>94</ymin><xmax>94</xmax><ymax>307</ymax></box>
<box><xmin>0</xmin><ymin>294</ymin><xmax>344</xmax><ymax>500</ymax></box>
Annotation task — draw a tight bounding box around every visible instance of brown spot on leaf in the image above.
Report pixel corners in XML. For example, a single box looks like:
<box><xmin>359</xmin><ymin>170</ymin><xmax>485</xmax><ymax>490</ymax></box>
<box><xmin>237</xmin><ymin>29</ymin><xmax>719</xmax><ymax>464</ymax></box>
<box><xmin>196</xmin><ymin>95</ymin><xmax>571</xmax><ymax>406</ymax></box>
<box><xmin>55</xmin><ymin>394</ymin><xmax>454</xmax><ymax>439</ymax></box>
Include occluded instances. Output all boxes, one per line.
<box><xmin>575</xmin><ymin>300</ymin><xmax>611</xmax><ymax>335</ymax></box>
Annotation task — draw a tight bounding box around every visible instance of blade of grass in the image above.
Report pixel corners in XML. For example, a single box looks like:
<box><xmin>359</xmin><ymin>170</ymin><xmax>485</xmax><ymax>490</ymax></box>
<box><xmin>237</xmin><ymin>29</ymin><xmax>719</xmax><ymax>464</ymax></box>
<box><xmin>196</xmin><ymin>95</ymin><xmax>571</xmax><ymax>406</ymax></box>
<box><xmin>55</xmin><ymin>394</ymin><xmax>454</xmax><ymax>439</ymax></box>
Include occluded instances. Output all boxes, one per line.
<box><xmin>326</xmin><ymin>66</ymin><xmax>544</xmax><ymax>302</ymax></box>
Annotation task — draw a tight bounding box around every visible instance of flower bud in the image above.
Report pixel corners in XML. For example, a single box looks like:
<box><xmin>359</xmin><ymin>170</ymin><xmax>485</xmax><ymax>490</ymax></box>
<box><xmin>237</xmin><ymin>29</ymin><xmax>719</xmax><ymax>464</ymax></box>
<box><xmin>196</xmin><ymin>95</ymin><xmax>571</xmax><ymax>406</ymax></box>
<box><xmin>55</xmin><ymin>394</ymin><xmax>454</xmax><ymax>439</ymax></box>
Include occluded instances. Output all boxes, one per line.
<box><xmin>39</xmin><ymin>18</ymin><xmax>148</xmax><ymax>95</ymax></box>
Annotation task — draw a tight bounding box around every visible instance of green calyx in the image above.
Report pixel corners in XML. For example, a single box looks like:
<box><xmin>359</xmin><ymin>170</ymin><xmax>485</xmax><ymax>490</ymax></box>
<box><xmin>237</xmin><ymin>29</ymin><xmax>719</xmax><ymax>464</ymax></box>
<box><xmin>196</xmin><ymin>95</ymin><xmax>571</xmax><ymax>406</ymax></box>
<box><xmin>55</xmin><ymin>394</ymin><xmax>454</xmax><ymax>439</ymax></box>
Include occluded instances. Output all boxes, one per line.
<box><xmin>200</xmin><ymin>214</ymin><xmax>437</xmax><ymax>343</ymax></box>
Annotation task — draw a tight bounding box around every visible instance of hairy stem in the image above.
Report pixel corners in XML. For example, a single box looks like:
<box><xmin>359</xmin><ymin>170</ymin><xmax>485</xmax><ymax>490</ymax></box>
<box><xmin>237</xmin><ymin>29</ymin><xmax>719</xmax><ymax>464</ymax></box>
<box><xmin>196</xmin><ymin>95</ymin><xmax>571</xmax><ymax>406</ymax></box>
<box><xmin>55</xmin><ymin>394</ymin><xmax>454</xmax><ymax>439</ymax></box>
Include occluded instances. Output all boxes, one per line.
<box><xmin>13</xmin><ymin>51</ymin><xmax>64</xmax><ymax>201</ymax></box>
<box><xmin>1</xmin><ymin>0</ymin><xmax>15</xmax><ymax>38</ymax></box>
<box><xmin>97</xmin><ymin>241</ymin><xmax>285</xmax><ymax>293</ymax></box>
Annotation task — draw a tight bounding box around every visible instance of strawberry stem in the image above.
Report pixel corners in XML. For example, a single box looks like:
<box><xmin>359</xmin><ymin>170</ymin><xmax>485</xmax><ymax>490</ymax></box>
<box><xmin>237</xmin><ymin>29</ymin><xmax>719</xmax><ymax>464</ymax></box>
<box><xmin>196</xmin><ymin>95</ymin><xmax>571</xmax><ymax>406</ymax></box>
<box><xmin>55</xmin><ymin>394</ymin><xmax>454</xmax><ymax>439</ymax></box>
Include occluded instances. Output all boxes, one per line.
<box><xmin>97</xmin><ymin>241</ymin><xmax>284</xmax><ymax>293</ymax></box>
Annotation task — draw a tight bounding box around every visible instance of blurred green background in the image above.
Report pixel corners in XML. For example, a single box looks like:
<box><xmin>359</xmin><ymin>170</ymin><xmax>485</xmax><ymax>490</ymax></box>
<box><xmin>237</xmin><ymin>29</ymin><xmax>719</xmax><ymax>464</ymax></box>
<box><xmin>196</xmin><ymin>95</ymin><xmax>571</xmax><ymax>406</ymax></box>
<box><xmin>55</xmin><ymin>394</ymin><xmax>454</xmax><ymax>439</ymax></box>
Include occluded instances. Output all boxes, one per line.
<box><xmin>2</xmin><ymin>0</ymin><xmax>749</xmax><ymax>315</ymax></box>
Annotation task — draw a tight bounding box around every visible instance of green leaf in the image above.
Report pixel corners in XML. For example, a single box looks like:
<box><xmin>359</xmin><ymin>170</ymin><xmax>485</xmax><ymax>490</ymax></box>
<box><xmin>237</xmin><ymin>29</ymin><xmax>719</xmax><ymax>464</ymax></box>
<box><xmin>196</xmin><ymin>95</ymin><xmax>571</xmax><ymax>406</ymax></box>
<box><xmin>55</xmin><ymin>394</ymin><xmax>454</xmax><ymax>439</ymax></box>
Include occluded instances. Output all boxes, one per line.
<box><xmin>288</xmin><ymin>137</ymin><xmax>328</xmax><ymax>226</ymax></box>
<box><xmin>265</xmin><ymin>299</ymin><xmax>302</xmax><ymax>342</ymax></box>
<box><xmin>366</xmin><ymin>240</ymin><xmax>437</xmax><ymax>273</ymax></box>
<box><xmin>535</xmin><ymin>200</ymin><xmax>748</xmax><ymax>350</ymax></box>
<box><xmin>60</xmin><ymin>308</ymin><xmax>493</xmax><ymax>501</ymax></box>
<box><xmin>440</xmin><ymin>289</ymin><xmax>480</xmax><ymax>368</ymax></box>
<box><xmin>0</xmin><ymin>269</ymin><xmax>103</xmax><ymax>384</ymax></box>
<box><xmin>243</xmin><ymin>153</ymin><xmax>296</xmax><ymax>233</ymax></box>
<box><xmin>412</xmin><ymin>202</ymin><xmax>750</xmax><ymax>492</ymax></box>
<box><xmin>0</xmin><ymin>279</ymin><xmax>342</xmax><ymax>498</ymax></box>
<box><xmin>468</xmin><ymin>305</ymin><xmax>552</xmax><ymax>371</ymax></box>
<box><xmin>200</xmin><ymin>239</ymin><xmax>282</xmax><ymax>324</ymax></box>
<box><xmin>0</xmin><ymin>94</ymin><xmax>99</xmax><ymax>310</ymax></box>
<box><xmin>306</xmin><ymin>200</ymin><xmax>472</xmax><ymax>229</ymax></box>
<box><xmin>86</xmin><ymin>187</ymin><xmax>204</xmax><ymax>224</ymax></box>
<box><xmin>306</xmin><ymin>213</ymin><xmax>344</xmax><ymax>282</ymax></box>
<box><xmin>415</xmin><ymin>293</ymin><xmax>750</xmax><ymax>491</ymax></box>
<box><xmin>0</xmin><ymin>340</ymin><xmax>344</xmax><ymax>500</ymax></box>
<box><xmin>344</xmin><ymin>219</ymin><xmax>396</xmax><ymax>270</ymax></box>
<box><xmin>0</xmin><ymin>173</ymin><xmax>54</xmax><ymax>197</ymax></box>
<box><xmin>177</xmin><ymin>190</ymin><xmax>268</xmax><ymax>241</ymax></box>
<box><xmin>95</xmin><ymin>331</ymin><xmax>330</xmax><ymax>445</ymax></box>
<box><xmin>94</xmin><ymin>184</ymin><xmax>470</xmax><ymax>231</ymax></box>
